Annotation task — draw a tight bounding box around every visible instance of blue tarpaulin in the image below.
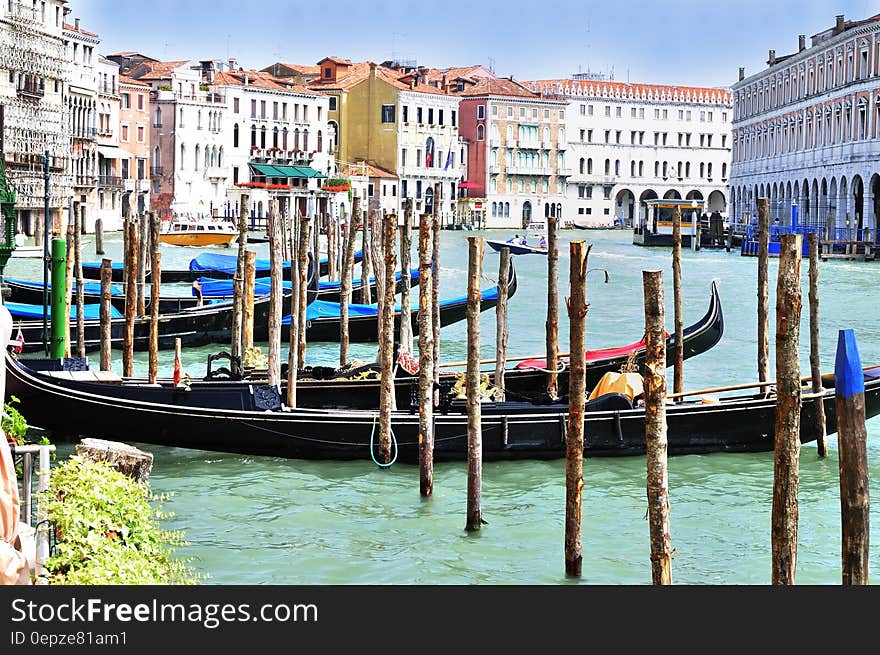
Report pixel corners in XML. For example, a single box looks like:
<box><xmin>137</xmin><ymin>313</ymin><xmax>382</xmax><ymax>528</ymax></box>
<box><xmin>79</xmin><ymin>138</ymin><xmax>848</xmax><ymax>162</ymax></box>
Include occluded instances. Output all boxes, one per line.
<box><xmin>83</xmin><ymin>261</ymin><xmax>124</xmax><ymax>271</ymax></box>
<box><xmin>6</xmin><ymin>302</ymin><xmax>122</xmax><ymax>320</ymax></box>
<box><xmin>188</xmin><ymin>251</ymin><xmax>363</xmax><ymax>274</ymax></box>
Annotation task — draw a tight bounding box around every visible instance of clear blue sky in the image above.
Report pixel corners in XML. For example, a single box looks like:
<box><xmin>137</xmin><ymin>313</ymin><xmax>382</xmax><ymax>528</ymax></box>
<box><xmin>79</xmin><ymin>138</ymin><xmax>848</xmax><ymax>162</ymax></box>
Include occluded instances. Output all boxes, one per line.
<box><xmin>74</xmin><ymin>0</ymin><xmax>876</xmax><ymax>88</ymax></box>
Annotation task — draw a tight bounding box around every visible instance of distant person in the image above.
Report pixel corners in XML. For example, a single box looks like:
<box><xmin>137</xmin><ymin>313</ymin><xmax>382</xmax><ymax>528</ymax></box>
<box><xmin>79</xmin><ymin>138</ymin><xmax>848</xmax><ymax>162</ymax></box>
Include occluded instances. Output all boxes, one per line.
<box><xmin>520</xmin><ymin>235</ymin><xmax>528</xmax><ymax>246</ymax></box>
<box><xmin>539</xmin><ymin>235</ymin><xmax>547</xmax><ymax>249</ymax></box>
<box><xmin>506</xmin><ymin>234</ymin><xmax>520</xmax><ymax>244</ymax></box>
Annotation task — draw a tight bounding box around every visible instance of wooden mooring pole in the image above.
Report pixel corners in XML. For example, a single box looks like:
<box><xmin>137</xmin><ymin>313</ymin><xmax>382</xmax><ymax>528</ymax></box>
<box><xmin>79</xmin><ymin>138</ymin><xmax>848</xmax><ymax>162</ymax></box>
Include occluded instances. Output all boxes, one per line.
<box><xmin>376</xmin><ymin>213</ymin><xmax>398</xmax><ymax>466</ymax></box>
<box><xmin>643</xmin><ymin>269</ymin><xmax>673</xmax><ymax>585</ymax></box>
<box><xmin>297</xmin><ymin>215</ymin><xmax>311</xmax><ymax>367</ymax></box>
<box><xmin>94</xmin><ymin>216</ymin><xmax>104</xmax><ymax>255</ymax></box>
<box><xmin>123</xmin><ymin>218</ymin><xmax>138</xmax><ymax>378</ymax></box>
<box><xmin>565</xmin><ymin>241</ymin><xmax>589</xmax><ymax>577</ymax></box>
<box><xmin>771</xmin><ymin>233</ymin><xmax>803</xmax><ymax>586</ymax></box>
<box><xmin>286</xmin><ymin>212</ymin><xmax>300</xmax><ymax>409</ymax></box>
<box><xmin>399</xmin><ymin>199</ymin><xmax>414</xmax><ymax>355</ymax></box>
<box><xmin>672</xmin><ymin>204</ymin><xmax>684</xmax><ymax>397</ymax></box>
<box><xmin>465</xmin><ymin>236</ymin><xmax>485</xmax><ymax>532</ymax></box>
<box><xmin>834</xmin><ymin>329</ymin><xmax>870</xmax><ymax>585</ymax></box>
<box><xmin>99</xmin><ymin>258</ymin><xmax>112</xmax><ymax>372</ymax></box>
<box><xmin>339</xmin><ymin>197</ymin><xmax>360</xmax><ymax>366</ymax></box>
<box><xmin>136</xmin><ymin>213</ymin><xmax>147</xmax><ymax>318</ymax></box>
<box><xmin>267</xmin><ymin>200</ymin><xmax>283</xmax><ymax>387</ymax></box>
<box><xmin>546</xmin><ymin>214</ymin><xmax>560</xmax><ymax>400</ymax></box>
<box><xmin>418</xmin><ymin>213</ymin><xmax>435</xmax><ymax>496</ymax></box>
<box><xmin>63</xmin><ymin>221</ymin><xmax>74</xmax><ymax>358</ymax></box>
<box><xmin>758</xmin><ymin>197</ymin><xmax>771</xmax><ymax>393</ymax></box>
<box><xmin>232</xmin><ymin>194</ymin><xmax>250</xmax><ymax>362</ymax></box>
<box><xmin>807</xmin><ymin>232</ymin><xmax>827</xmax><ymax>458</ymax></box>
<box><xmin>494</xmin><ymin>247</ymin><xmax>511</xmax><ymax>401</ymax></box>
<box><xmin>75</xmin><ymin>204</ymin><xmax>85</xmax><ymax>359</ymax></box>
<box><xmin>243</xmin><ymin>250</ymin><xmax>256</xmax><ymax>354</ymax></box>
<box><xmin>149</xmin><ymin>251</ymin><xmax>161</xmax><ymax>384</ymax></box>
<box><xmin>360</xmin><ymin>209</ymin><xmax>373</xmax><ymax>305</ymax></box>
<box><xmin>432</xmin><ymin>192</ymin><xmax>442</xmax><ymax>403</ymax></box>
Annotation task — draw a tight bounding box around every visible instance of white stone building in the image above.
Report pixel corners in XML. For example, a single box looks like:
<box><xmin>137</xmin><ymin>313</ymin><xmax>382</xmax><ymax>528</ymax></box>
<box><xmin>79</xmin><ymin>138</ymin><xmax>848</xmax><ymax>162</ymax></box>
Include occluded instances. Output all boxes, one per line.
<box><xmin>212</xmin><ymin>65</ymin><xmax>332</xmax><ymax>220</ymax></box>
<box><xmin>63</xmin><ymin>17</ymin><xmax>100</xmax><ymax>228</ymax></box>
<box><xmin>730</xmin><ymin>13</ymin><xmax>880</xmax><ymax>235</ymax></box>
<box><xmin>94</xmin><ymin>55</ymin><xmax>122</xmax><ymax>229</ymax></box>
<box><xmin>527</xmin><ymin>76</ymin><xmax>732</xmax><ymax>227</ymax></box>
<box><xmin>0</xmin><ymin>0</ymin><xmax>71</xmax><ymax>236</ymax></box>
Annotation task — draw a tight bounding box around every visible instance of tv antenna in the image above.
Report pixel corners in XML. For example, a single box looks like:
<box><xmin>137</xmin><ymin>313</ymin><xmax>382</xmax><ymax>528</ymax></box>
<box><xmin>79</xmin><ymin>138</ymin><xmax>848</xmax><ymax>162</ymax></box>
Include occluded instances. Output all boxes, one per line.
<box><xmin>488</xmin><ymin>57</ymin><xmax>495</xmax><ymax>74</ymax></box>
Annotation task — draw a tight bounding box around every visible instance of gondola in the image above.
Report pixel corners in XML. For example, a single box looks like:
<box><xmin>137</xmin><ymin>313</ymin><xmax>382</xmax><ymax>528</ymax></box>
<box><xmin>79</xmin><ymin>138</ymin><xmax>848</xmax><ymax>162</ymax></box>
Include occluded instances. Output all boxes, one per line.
<box><xmin>4</xmin><ymin>266</ymin><xmax>420</xmax><ymax>311</ymax></box>
<box><xmin>9</xmin><ymin>255</ymin><xmax>318</xmax><ymax>354</ymax></box>
<box><xmin>294</xmin><ymin>258</ymin><xmax>518</xmax><ymax>343</ymax></box>
<box><xmin>81</xmin><ymin>250</ymin><xmax>363</xmax><ymax>283</ymax></box>
<box><xmin>486</xmin><ymin>239</ymin><xmax>548</xmax><ymax>256</ymax></box>
<box><xmin>8</xmin><ymin>351</ymin><xmax>879</xmax><ymax>461</ymax></box>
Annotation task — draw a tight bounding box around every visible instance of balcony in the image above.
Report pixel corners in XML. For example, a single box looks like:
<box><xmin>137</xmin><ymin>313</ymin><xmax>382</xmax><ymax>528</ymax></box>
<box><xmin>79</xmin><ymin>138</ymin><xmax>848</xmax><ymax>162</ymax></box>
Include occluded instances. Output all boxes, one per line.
<box><xmin>205</xmin><ymin>167</ymin><xmax>228</xmax><ymax>182</ymax></box>
<box><xmin>153</xmin><ymin>122</ymin><xmax>163</xmax><ymax>128</ymax></box>
<box><xmin>519</xmin><ymin>139</ymin><xmax>541</xmax><ymax>150</ymax></box>
<box><xmin>557</xmin><ymin>167</ymin><xmax>573</xmax><ymax>177</ymax></box>
<box><xmin>507</xmin><ymin>165</ymin><xmax>551</xmax><ymax>176</ymax></box>
<box><xmin>489</xmin><ymin>165</ymin><xmax>501</xmax><ymax>175</ymax></box>
<box><xmin>150</xmin><ymin>166</ymin><xmax>164</xmax><ymax>178</ymax></box>
<box><xmin>74</xmin><ymin>175</ymin><xmax>94</xmax><ymax>188</ymax></box>
<box><xmin>17</xmin><ymin>84</ymin><xmax>45</xmax><ymax>100</ymax></box>
<box><xmin>125</xmin><ymin>179</ymin><xmax>136</xmax><ymax>192</ymax></box>
<box><xmin>99</xmin><ymin>175</ymin><xmax>123</xmax><ymax>189</ymax></box>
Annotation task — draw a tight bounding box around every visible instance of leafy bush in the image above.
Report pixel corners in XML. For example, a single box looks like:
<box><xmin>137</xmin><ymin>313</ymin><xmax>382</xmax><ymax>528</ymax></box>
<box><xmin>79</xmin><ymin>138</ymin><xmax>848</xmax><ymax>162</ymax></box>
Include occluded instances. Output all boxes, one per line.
<box><xmin>44</xmin><ymin>457</ymin><xmax>200</xmax><ymax>585</ymax></box>
<box><xmin>3</xmin><ymin>396</ymin><xmax>28</xmax><ymax>445</ymax></box>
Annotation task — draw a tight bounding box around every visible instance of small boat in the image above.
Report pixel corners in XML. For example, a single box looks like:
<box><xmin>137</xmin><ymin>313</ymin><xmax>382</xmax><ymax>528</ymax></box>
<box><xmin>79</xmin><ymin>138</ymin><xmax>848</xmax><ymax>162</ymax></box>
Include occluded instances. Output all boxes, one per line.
<box><xmin>158</xmin><ymin>218</ymin><xmax>238</xmax><ymax>247</ymax></box>
<box><xmin>487</xmin><ymin>239</ymin><xmax>548</xmax><ymax>256</ymax></box>
<box><xmin>9</xmin><ymin>352</ymin><xmax>878</xmax><ymax>461</ymax></box>
<box><xmin>10</xmin><ymin>245</ymin><xmax>44</xmax><ymax>259</ymax></box>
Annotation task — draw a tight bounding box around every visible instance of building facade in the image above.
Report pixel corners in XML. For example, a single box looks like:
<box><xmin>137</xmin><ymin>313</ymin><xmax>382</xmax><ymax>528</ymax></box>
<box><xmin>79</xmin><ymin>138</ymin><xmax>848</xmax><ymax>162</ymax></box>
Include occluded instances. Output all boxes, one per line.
<box><xmin>118</xmin><ymin>74</ymin><xmax>150</xmax><ymax>222</ymax></box>
<box><xmin>94</xmin><ymin>55</ymin><xmax>122</xmax><ymax>229</ymax></box>
<box><xmin>528</xmin><ymin>78</ymin><xmax>732</xmax><ymax>227</ymax></box>
<box><xmin>308</xmin><ymin>58</ymin><xmax>465</xmax><ymax>220</ymax></box>
<box><xmin>730</xmin><ymin>13</ymin><xmax>880</xmax><ymax>233</ymax></box>
<box><xmin>454</xmin><ymin>77</ymin><xmax>568</xmax><ymax>229</ymax></box>
<box><xmin>63</xmin><ymin>17</ymin><xmax>99</xmax><ymax>230</ymax></box>
<box><xmin>0</xmin><ymin>0</ymin><xmax>71</xmax><ymax>236</ymax></box>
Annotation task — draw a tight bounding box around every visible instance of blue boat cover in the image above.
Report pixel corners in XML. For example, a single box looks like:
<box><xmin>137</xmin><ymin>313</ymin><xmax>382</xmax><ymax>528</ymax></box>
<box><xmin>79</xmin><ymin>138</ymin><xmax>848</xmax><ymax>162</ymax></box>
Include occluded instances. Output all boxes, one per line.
<box><xmin>195</xmin><ymin>277</ymin><xmax>292</xmax><ymax>297</ymax></box>
<box><xmin>189</xmin><ymin>250</ymin><xmax>364</xmax><ymax>274</ymax></box>
<box><xmin>281</xmin><ymin>285</ymin><xmax>499</xmax><ymax>325</ymax></box>
<box><xmin>83</xmin><ymin>261</ymin><xmax>124</xmax><ymax>271</ymax></box>
<box><xmin>6</xmin><ymin>302</ymin><xmax>122</xmax><ymax>320</ymax></box>
<box><xmin>5</xmin><ymin>277</ymin><xmax>124</xmax><ymax>296</ymax></box>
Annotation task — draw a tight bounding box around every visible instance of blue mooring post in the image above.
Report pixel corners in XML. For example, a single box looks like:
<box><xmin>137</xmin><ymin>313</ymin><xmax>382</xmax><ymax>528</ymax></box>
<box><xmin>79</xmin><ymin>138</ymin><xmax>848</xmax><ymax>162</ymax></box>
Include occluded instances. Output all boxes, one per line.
<box><xmin>791</xmin><ymin>201</ymin><xmax>798</xmax><ymax>232</ymax></box>
<box><xmin>834</xmin><ymin>329</ymin><xmax>870</xmax><ymax>585</ymax></box>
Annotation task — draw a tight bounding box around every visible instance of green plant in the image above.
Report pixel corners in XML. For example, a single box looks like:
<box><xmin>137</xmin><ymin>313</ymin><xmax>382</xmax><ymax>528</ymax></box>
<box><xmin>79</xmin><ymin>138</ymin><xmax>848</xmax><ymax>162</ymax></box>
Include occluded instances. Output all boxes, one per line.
<box><xmin>44</xmin><ymin>457</ymin><xmax>201</xmax><ymax>585</ymax></box>
<box><xmin>158</xmin><ymin>84</ymin><xmax>172</xmax><ymax>91</ymax></box>
<box><xmin>3</xmin><ymin>396</ymin><xmax>28</xmax><ymax>446</ymax></box>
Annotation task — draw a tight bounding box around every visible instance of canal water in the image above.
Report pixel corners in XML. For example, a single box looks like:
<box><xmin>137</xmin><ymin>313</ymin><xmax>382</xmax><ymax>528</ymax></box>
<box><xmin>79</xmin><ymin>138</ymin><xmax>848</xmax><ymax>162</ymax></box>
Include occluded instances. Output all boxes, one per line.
<box><xmin>8</xmin><ymin>228</ymin><xmax>880</xmax><ymax>584</ymax></box>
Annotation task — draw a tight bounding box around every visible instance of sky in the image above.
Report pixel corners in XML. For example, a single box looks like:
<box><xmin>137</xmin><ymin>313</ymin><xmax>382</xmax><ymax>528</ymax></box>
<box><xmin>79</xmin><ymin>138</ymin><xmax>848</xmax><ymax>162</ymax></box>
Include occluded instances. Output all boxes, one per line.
<box><xmin>73</xmin><ymin>0</ymin><xmax>878</xmax><ymax>88</ymax></box>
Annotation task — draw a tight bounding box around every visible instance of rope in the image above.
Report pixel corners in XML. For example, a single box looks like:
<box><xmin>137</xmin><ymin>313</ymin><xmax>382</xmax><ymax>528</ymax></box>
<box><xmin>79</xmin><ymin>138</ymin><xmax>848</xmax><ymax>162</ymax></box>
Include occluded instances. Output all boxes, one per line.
<box><xmin>369</xmin><ymin>413</ymin><xmax>398</xmax><ymax>468</ymax></box>
<box><xmin>528</xmin><ymin>361</ymin><xmax>569</xmax><ymax>375</ymax></box>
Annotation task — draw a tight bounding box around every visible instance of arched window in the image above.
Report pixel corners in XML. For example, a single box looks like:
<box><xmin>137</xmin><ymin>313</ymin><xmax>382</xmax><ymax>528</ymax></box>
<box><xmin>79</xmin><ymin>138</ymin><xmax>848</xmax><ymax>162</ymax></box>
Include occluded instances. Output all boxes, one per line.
<box><xmin>492</xmin><ymin>201</ymin><xmax>497</xmax><ymax>216</ymax></box>
<box><xmin>631</xmin><ymin>161</ymin><xmax>636</xmax><ymax>177</ymax></box>
<box><xmin>194</xmin><ymin>144</ymin><xmax>200</xmax><ymax>171</ymax></box>
<box><xmin>197</xmin><ymin>110</ymin><xmax>202</xmax><ymax>129</ymax></box>
<box><xmin>558</xmin><ymin>128</ymin><xmax>565</xmax><ymax>144</ymax></box>
<box><xmin>260</xmin><ymin>126</ymin><xmax>267</xmax><ymax>149</ymax></box>
<box><xmin>204</xmin><ymin>146</ymin><xmax>209</xmax><ymax>170</ymax></box>
<box><xmin>506</xmin><ymin>179</ymin><xmax>512</xmax><ymax>193</ymax></box>
<box><xmin>218</xmin><ymin>147</ymin><xmax>224</xmax><ymax>168</ymax></box>
<box><xmin>282</xmin><ymin>128</ymin><xmax>288</xmax><ymax>150</ymax></box>
<box><xmin>685</xmin><ymin>162</ymin><xmax>691</xmax><ymax>177</ymax></box>
<box><xmin>604</xmin><ymin>159</ymin><xmax>610</xmax><ymax>175</ymax></box>
<box><xmin>179</xmin><ymin>107</ymin><xmax>184</xmax><ymax>128</ymax></box>
<box><xmin>317</xmin><ymin>130</ymin><xmax>323</xmax><ymax>152</ymax></box>
<box><xmin>273</xmin><ymin>127</ymin><xmax>279</xmax><ymax>149</ymax></box>
<box><xmin>491</xmin><ymin>150</ymin><xmax>498</xmax><ymax>166</ymax></box>
<box><xmin>504</xmin><ymin>203</ymin><xmax>510</xmax><ymax>217</ymax></box>
<box><xmin>492</xmin><ymin>124</ymin><xmax>499</xmax><ymax>141</ymax></box>
<box><xmin>588</xmin><ymin>159</ymin><xmax>593</xmax><ymax>174</ymax></box>
<box><xmin>491</xmin><ymin>179</ymin><xmax>497</xmax><ymax>194</ymax></box>
<box><xmin>303</xmin><ymin>130</ymin><xmax>309</xmax><ymax>151</ymax></box>
<box><xmin>294</xmin><ymin>129</ymin><xmax>300</xmax><ymax>150</ymax></box>
<box><xmin>477</xmin><ymin>124</ymin><xmax>485</xmax><ymax>140</ymax></box>
<box><xmin>233</xmin><ymin>123</ymin><xmax>239</xmax><ymax>148</ymax></box>
<box><xmin>722</xmin><ymin>163</ymin><xmax>727</xmax><ymax>180</ymax></box>
<box><xmin>153</xmin><ymin>145</ymin><xmax>160</xmax><ymax>167</ymax></box>
<box><xmin>251</xmin><ymin>125</ymin><xmax>257</xmax><ymax>148</ymax></box>
<box><xmin>180</xmin><ymin>143</ymin><xmax>185</xmax><ymax>170</ymax></box>
<box><xmin>544</xmin><ymin>127</ymin><xmax>551</xmax><ymax>144</ymax></box>
<box><xmin>615</xmin><ymin>159</ymin><xmax>621</xmax><ymax>176</ymax></box>
<box><xmin>155</xmin><ymin>108</ymin><xmax>162</xmax><ymax>127</ymax></box>
<box><xmin>506</xmin><ymin>125</ymin><xmax>513</xmax><ymax>142</ymax></box>
<box><xmin>579</xmin><ymin>158</ymin><xmax>585</xmax><ymax>174</ymax></box>
<box><xmin>639</xmin><ymin>161</ymin><xmax>644</xmax><ymax>176</ymax></box>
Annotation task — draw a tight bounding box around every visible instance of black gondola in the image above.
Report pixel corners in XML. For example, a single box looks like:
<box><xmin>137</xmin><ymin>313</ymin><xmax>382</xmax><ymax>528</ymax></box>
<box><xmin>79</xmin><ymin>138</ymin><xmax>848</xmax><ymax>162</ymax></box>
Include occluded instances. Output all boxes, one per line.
<box><xmin>10</xmin><ymin>255</ymin><xmax>318</xmax><ymax>354</ymax></box>
<box><xmin>81</xmin><ymin>250</ymin><xmax>363</xmax><ymax>283</ymax></box>
<box><xmin>294</xmin><ymin>259</ymin><xmax>518</xmax><ymax>343</ymax></box>
<box><xmin>8</xmin><ymin>352</ymin><xmax>879</xmax><ymax>461</ymax></box>
<box><xmin>10</xmin><ymin>280</ymin><xmax>723</xmax><ymax>411</ymax></box>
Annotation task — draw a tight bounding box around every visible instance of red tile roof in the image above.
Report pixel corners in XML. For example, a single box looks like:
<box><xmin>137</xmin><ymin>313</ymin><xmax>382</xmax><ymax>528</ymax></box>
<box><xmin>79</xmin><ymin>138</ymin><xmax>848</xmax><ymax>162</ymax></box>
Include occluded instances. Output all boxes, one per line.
<box><xmin>280</xmin><ymin>64</ymin><xmax>321</xmax><ymax>76</ymax></box>
<box><xmin>128</xmin><ymin>60</ymin><xmax>191</xmax><ymax>81</ymax></box>
<box><xmin>63</xmin><ymin>21</ymin><xmax>98</xmax><ymax>38</ymax></box>
<box><xmin>525</xmin><ymin>79</ymin><xmax>732</xmax><ymax>104</ymax></box>
<box><xmin>318</xmin><ymin>56</ymin><xmax>353</xmax><ymax>66</ymax></box>
<box><xmin>119</xmin><ymin>75</ymin><xmax>150</xmax><ymax>88</ymax></box>
<box><xmin>341</xmin><ymin>162</ymin><xmax>398</xmax><ymax>179</ymax></box>
<box><xmin>308</xmin><ymin>61</ymin><xmax>449</xmax><ymax>95</ymax></box>
<box><xmin>213</xmin><ymin>70</ymin><xmax>317</xmax><ymax>95</ymax></box>
<box><xmin>454</xmin><ymin>77</ymin><xmax>540</xmax><ymax>98</ymax></box>
<box><xmin>424</xmin><ymin>65</ymin><xmax>495</xmax><ymax>86</ymax></box>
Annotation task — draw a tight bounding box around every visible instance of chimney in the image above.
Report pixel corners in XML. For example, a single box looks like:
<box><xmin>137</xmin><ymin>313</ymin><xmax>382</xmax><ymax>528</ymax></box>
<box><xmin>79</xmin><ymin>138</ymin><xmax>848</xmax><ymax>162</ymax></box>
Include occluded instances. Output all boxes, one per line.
<box><xmin>835</xmin><ymin>14</ymin><xmax>845</xmax><ymax>34</ymax></box>
<box><xmin>228</xmin><ymin>57</ymin><xmax>238</xmax><ymax>71</ymax></box>
<box><xmin>370</xmin><ymin>62</ymin><xmax>378</xmax><ymax>78</ymax></box>
<box><xmin>75</xmin><ymin>18</ymin><xmax>80</xmax><ymax>31</ymax></box>
<box><xmin>738</xmin><ymin>67</ymin><xmax>745</xmax><ymax>81</ymax></box>
<box><xmin>798</xmin><ymin>34</ymin><xmax>806</xmax><ymax>52</ymax></box>
<box><xmin>243</xmin><ymin>72</ymin><xmax>249</xmax><ymax>86</ymax></box>
<box><xmin>768</xmin><ymin>50</ymin><xmax>776</xmax><ymax>65</ymax></box>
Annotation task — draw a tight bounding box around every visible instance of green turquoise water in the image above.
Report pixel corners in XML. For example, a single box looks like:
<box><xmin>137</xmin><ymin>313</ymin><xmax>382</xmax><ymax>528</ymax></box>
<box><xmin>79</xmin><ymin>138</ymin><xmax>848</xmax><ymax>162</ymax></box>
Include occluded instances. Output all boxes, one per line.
<box><xmin>10</xmin><ymin>229</ymin><xmax>880</xmax><ymax>585</ymax></box>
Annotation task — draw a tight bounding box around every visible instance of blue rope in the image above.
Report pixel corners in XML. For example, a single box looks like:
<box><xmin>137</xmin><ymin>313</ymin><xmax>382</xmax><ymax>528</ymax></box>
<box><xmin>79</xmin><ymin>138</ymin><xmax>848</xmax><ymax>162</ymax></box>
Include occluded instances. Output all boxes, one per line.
<box><xmin>369</xmin><ymin>414</ymin><xmax>398</xmax><ymax>468</ymax></box>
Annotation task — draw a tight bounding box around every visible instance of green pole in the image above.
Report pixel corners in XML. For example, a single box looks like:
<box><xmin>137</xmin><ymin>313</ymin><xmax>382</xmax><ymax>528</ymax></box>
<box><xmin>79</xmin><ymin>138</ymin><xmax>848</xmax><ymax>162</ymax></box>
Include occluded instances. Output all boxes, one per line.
<box><xmin>50</xmin><ymin>237</ymin><xmax>67</xmax><ymax>359</ymax></box>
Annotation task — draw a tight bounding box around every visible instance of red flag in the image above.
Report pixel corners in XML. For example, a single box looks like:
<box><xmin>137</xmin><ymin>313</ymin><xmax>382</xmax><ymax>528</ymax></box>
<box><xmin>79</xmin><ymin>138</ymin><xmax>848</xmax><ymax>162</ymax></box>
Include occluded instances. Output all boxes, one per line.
<box><xmin>173</xmin><ymin>346</ymin><xmax>182</xmax><ymax>385</ymax></box>
<box><xmin>11</xmin><ymin>329</ymin><xmax>24</xmax><ymax>355</ymax></box>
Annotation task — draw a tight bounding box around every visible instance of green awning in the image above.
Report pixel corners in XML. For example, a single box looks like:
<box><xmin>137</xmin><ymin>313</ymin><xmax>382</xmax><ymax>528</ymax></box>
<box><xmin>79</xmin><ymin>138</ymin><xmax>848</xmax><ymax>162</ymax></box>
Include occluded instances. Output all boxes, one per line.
<box><xmin>250</xmin><ymin>164</ymin><xmax>326</xmax><ymax>179</ymax></box>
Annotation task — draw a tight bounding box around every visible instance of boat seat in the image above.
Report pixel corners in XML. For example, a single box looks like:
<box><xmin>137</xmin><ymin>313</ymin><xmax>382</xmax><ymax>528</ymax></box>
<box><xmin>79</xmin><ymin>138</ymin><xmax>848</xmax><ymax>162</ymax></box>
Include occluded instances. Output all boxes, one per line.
<box><xmin>583</xmin><ymin>393</ymin><xmax>634</xmax><ymax>413</ymax></box>
<box><xmin>45</xmin><ymin>370</ymin><xmax>123</xmax><ymax>384</ymax></box>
